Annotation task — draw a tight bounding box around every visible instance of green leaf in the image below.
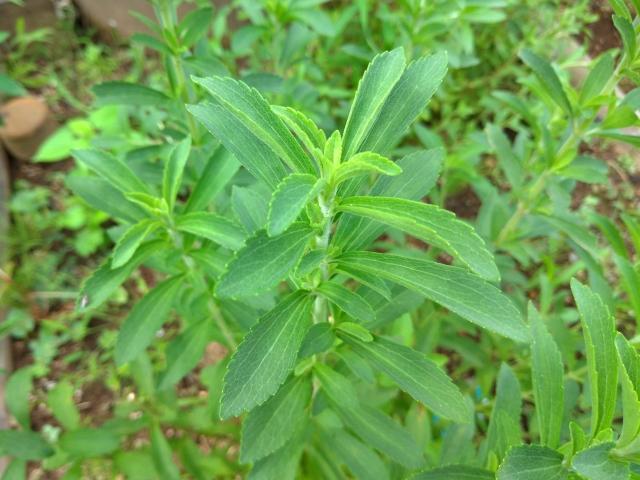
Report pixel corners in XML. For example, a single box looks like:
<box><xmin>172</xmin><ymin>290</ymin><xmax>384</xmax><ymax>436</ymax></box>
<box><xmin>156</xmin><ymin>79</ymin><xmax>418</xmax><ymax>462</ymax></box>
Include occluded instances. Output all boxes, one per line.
<box><xmin>342</xmin><ymin>48</ymin><xmax>406</xmax><ymax>159</ymax></box>
<box><xmin>614</xmin><ymin>333</ymin><xmax>640</xmax><ymax>449</ymax></box>
<box><xmin>240</xmin><ymin>377</ymin><xmax>311</xmax><ymax>463</ymax></box>
<box><xmin>6</xmin><ymin>367</ymin><xmax>32</xmax><ymax>429</ymax></box>
<box><xmin>231</xmin><ymin>185</ymin><xmax>269</xmax><ymax>234</ymax></box>
<box><xmin>571</xmin><ymin>279</ymin><xmax>618</xmax><ymax>437</ymax></box>
<box><xmin>497</xmin><ymin>445</ymin><xmax>567</xmax><ymax>480</ymax></box>
<box><xmin>162</xmin><ymin>137</ymin><xmax>191</xmax><ymax>211</ymax></box>
<box><xmin>335</xmin><ymin>322</ymin><xmax>373</xmax><ymax>343</ymax></box>
<box><xmin>335</xmin><ymin>252</ymin><xmax>528</xmax><ymax>342</ymax></box>
<box><xmin>1</xmin><ymin>459</ymin><xmax>27</xmax><ymax>480</ymax></box>
<box><xmin>115</xmin><ymin>275</ymin><xmax>184</xmax><ymax>366</ymax></box>
<box><xmin>293</xmin><ymin>8</ymin><xmax>336</xmax><ymax>37</ymax></box>
<box><xmin>267</xmin><ymin>174</ymin><xmax>322</xmax><ymax>236</ymax></box>
<box><xmin>333</xmin><ymin>152</ymin><xmax>402</xmax><ymax>185</ymax></box>
<box><xmin>34</xmin><ymin>125</ymin><xmax>83</xmax><ymax>163</ymax></box>
<box><xmin>192</xmin><ymin>76</ymin><xmax>316</xmax><ymax>174</ymax></box>
<box><xmin>519</xmin><ymin>49</ymin><xmax>572</xmax><ymax>115</ymax></box>
<box><xmin>185</xmin><ymin>146</ymin><xmax>240</xmax><ymax>213</ymax></box>
<box><xmin>613</xmin><ymin>15</ymin><xmax>636</xmax><ymax>61</ymax></box>
<box><xmin>124</xmin><ymin>192</ymin><xmax>168</xmax><ymax>216</ymax></box>
<box><xmin>323</xmin><ymin>130</ymin><xmax>343</xmax><ymax>169</ymax></box>
<box><xmin>580</xmin><ymin>52</ymin><xmax>615</xmax><ymax>103</ymax></box>
<box><xmin>157</xmin><ymin>320</ymin><xmax>211</xmax><ymax>390</ymax></box>
<box><xmin>486</xmin><ymin>364</ymin><xmax>522</xmax><ymax>461</ymax></box>
<box><xmin>557</xmin><ymin>155</ymin><xmax>608</xmax><ymax>184</ymax></box>
<box><xmin>414</xmin><ymin>465</ymin><xmax>494</xmax><ymax>480</ymax></box>
<box><xmin>0</xmin><ymin>430</ymin><xmax>53</xmax><ymax>460</ymax></box>
<box><xmin>298</xmin><ymin>323</ymin><xmax>336</xmax><ymax>359</ymax></box>
<box><xmin>334</xmin><ymin>149</ymin><xmax>444</xmax><ymax>251</ymax></box>
<box><xmin>175</xmin><ymin>212</ymin><xmax>246</xmax><ymax>250</ymax></box>
<box><xmin>111</xmin><ymin>219</ymin><xmax>158</xmax><ymax>269</ymax></box>
<box><xmin>320</xmin><ymin>429</ymin><xmax>389</xmax><ymax>480</ymax></box>
<box><xmin>622</xmin><ymin>213</ymin><xmax>640</xmax><ymax>254</ymax></box>
<box><xmin>248</xmin><ymin>428</ymin><xmax>307</xmax><ymax>480</ymax></box>
<box><xmin>77</xmin><ymin>240</ymin><xmax>164</xmax><ymax>311</ymax></box>
<box><xmin>317</xmin><ymin>282</ymin><xmax>375</xmax><ymax>324</ymax></box>
<box><xmin>273</xmin><ymin>106</ymin><xmax>326</xmax><ymax>155</ymax></box>
<box><xmin>179</xmin><ymin>6</ymin><xmax>213</xmax><ymax>46</ymax></box>
<box><xmin>130</xmin><ymin>353</ymin><xmax>156</xmax><ymax>399</ymax></box>
<box><xmin>114</xmin><ymin>451</ymin><xmax>157</xmax><ymax>480</ymax></box>
<box><xmin>296</xmin><ymin>249</ymin><xmax>326</xmax><ymax>278</ymax></box>
<box><xmin>486</xmin><ymin>124</ymin><xmax>524</xmax><ymax>190</ymax></box>
<box><xmin>463</xmin><ymin>7</ymin><xmax>506</xmax><ymax>23</ymax></box>
<box><xmin>59</xmin><ymin>428</ymin><xmax>120</xmax><ymax>458</ymax></box>
<box><xmin>150</xmin><ymin>423</ymin><xmax>180</xmax><ymax>480</ymax></box>
<box><xmin>340</xmin><ymin>268</ymin><xmax>392</xmax><ymax>300</ymax></box>
<box><xmin>66</xmin><ymin>174</ymin><xmax>146</xmax><ymax>223</ymax></box>
<box><xmin>47</xmin><ymin>380</ymin><xmax>80</xmax><ymax>430</ymax></box>
<box><xmin>609</xmin><ymin>0</ymin><xmax>632</xmax><ymax>19</ymax></box>
<box><xmin>216</xmin><ymin>223</ymin><xmax>313</xmax><ymax>298</ymax></box>
<box><xmin>72</xmin><ymin>149</ymin><xmax>150</xmax><ymax>195</ymax></box>
<box><xmin>92</xmin><ymin>82</ymin><xmax>171</xmax><ymax>107</ymax></box>
<box><xmin>339</xmin><ymin>405</ymin><xmax>424</xmax><ymax>468</ymax></box>
<box><xmin>601</xmin><ymin>104</ymin><xmax>638</xmax><ymax>129</ymax></box>
<box><xmin>613</xmin><ymin>254</ymin><xmax>640</xmax><ymax>321</ymax></box>
<box><xmin>338</xmin><ymin>333</ymin><xmax>468</xmax><ymax>423</ymax></box>
<box><xmin>314</xmin><ymin>363</ymin><xmax>359</xmax><ymax>409</ymax></box>
<box><xmin>220</xmin><ymin>291</ymin><xmax>313</xmax><ymax>418</ymax></box>
<box><xmin>540</xmin><ymin>214</ymin><xmax>600</xmax><ymax>258</ymax></box>
<box><xmin>184</xmin><ymin>55</ymin><xmax>227</xmax><ymax>77</ymax></box>
<box><xmin>529</xmin><ymin>303</ymin><xmax>564</xmax><ymax>448</ymax></box>
<box><xmin>0</xmin><ymin>73</ymin><xmax>26</xmax><ymax>96</ymax></box>
<box><xmin>595</xmin><ymin>129</ymin><xmax>640</xmax><ymax>148</ymax></box>
<box><xmin>187</xmin><ymin>102</ymin><xmax>288</xmax><ymax>189</ymax></box>
<box><xmin>573</xmin><ymin>443</ymin><xmax>629</xmax><ymax>480</ymax></box>
<box><xmin>570</xmin><ymin>421</ymin><xmax>587</xmax><ymax>457</ymax></box>
<box><xmin>359</xmin><ymin>52</ymin><xmax>448</xmax><ymax>154</ymax></box>
<box><xmin>339</xmin><ymin>348</ymin><xmax>376</xmax><ymax>384</ymax></box>
<box><xmin>131</xmin><ymin>33</ymin><xmax>173</xmax><ymax>56</ymax></box>
<box><xmin>337</xmin><ymin>196</ymin><xmax>499</xmax><ymax>281</ymax></box>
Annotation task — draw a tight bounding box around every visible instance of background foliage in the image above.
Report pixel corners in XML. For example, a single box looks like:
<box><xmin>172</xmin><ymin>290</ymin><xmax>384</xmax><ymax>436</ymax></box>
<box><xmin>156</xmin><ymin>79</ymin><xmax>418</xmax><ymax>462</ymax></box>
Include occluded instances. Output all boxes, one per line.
<box><xmin>2</xmin><ymin>0</ymin><xmax>640</xmax><ymax>479</ymax></box>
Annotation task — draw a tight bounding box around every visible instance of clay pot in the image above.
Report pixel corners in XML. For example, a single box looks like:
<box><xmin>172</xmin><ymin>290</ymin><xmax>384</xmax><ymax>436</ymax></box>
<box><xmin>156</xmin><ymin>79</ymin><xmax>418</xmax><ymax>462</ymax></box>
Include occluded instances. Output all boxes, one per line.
<box><xmin>74</xmin><ymin>0</ymin><xmax>157</xmax><ymax>41</ymax></box>
<box><xmin>0</xmin><ymin>0</ymin><xmax>58</xmax><ymax>34</ymax></box>
<box><xmin>74</xmin><ymin>0</ymin><xmax>234</xmax><ymax>42</ymax></box>
<box><xmin>0</xmin><ymin>96</ymin><xmax>58</xmax><ymax>162</ymax></box>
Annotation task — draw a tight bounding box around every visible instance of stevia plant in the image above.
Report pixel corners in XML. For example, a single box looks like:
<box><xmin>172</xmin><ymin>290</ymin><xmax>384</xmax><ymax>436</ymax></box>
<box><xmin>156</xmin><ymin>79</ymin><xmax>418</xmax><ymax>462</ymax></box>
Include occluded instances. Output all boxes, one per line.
<box><xmin>42</xmin><ymin>47</ymin><xmax>529</xmax><ymax>478</ymax></box>
<box><xmin>185</xmin><ymin>46</ymin><xmax>532</xmax><ymax>477</ymax></box>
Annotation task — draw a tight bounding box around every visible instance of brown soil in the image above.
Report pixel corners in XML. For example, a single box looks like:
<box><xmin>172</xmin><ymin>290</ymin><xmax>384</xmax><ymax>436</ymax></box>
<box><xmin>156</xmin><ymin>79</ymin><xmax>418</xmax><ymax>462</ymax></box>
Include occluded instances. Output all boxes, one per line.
<box><xmin>445</xmin><ymin>187</ymin><xmax>482</xmax><ymax>220</ymax></box>
<box><xmin>573</xmin><ymin>140</ymin><xmax>640</xmax><ymax>214</ymax></box>
<box><xmin>581</xmin><ymin>1</ymin><xmax>620</xmax><ymax>57</ymax></box>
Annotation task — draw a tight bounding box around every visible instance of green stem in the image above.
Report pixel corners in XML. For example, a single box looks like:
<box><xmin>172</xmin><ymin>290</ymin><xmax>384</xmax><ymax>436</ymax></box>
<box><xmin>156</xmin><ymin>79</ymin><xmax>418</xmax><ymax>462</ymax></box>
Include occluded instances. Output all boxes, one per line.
<box><xmin>210</xmin><ymin>300</ymin><xmax>237</xmax><ymax>350</ymax></box>
<box><xmin>155</xmin><ymin>0</ymin><xmax>200</xmax><ymax>143</ymax></box>
<box><xmin>313</xmin><ymin>188</ymin><xmax>336</xmax><ymax>324</ymax></box>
